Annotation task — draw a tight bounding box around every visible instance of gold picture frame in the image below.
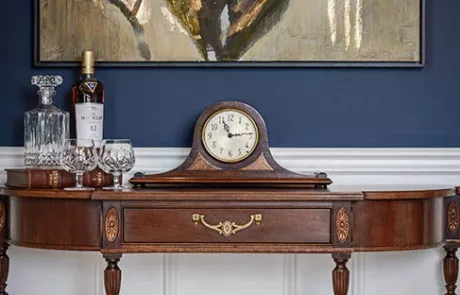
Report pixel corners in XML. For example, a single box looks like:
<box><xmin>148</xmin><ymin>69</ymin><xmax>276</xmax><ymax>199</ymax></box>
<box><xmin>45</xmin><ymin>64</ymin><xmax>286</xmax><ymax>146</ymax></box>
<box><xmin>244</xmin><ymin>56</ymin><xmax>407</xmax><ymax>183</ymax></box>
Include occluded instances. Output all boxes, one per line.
<box><xmin>34</xmin><ymin>0</ymin><xmax>424</xmax><ymax>67</ymax></box>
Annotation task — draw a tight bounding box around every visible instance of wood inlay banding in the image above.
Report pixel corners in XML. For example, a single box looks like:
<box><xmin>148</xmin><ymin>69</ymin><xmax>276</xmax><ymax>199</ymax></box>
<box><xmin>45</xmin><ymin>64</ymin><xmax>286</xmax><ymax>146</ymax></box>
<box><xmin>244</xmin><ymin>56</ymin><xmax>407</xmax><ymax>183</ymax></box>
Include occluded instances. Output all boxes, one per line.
<box><xmin>105</xmin><ymin>207</ymin><xmax>119</xmax><ymax>243</ymax></box>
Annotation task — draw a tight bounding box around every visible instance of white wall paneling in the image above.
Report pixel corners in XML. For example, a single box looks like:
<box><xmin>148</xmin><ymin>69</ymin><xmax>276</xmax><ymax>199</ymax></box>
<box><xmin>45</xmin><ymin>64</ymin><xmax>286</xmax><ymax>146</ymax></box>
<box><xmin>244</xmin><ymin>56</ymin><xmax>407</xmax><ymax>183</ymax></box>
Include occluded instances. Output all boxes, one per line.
<box><xmin>1</xmin><ymin>147</ymin><xmax>459</xmax><ymax>295</ymax></box>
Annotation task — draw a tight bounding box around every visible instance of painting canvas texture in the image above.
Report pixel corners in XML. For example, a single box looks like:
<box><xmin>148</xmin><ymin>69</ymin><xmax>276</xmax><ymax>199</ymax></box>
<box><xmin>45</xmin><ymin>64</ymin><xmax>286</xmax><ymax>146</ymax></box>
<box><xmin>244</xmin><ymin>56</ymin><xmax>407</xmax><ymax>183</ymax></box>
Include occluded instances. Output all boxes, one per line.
<box><xmin>37</xmin><ymin>0</ymin><xmax>421</xmax><ymax>64</ymax></box>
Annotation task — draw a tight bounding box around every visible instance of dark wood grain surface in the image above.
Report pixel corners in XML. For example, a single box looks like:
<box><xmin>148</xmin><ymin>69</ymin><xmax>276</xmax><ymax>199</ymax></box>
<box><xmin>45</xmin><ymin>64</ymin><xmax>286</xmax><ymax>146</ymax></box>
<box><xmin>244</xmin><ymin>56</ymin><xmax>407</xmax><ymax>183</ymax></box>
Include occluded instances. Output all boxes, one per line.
<box><xmin>352</xmin><ymin>198</ymin><xmax>444</xmax><ymax>249</ymax></box>
<box><xmin>91</xmin><ymin>188</ymin><xmax>363</xmax><ymax>201</ymax></box>
<box><xmin>0</xmin><ymin>185</ymin><xmax>456</xmax><ymax>295</ymax></box>
<box><xmin>2</xmin><ymin>186</ymin><xmax>453</xmax><ymax>201</ymax></box>
<box><xmin>123</xmin><ymin>208</ymin><xmax>331</xmax><ymax>243</ymax></box>
<box><xmin>8</xmin><ymin>196</ymin><xmax>101</xmax><ymax>250</ymax></box>
<box><xmin>0</xmin><ymin>187</ymin><xmax>92</xmax><ymax>199</ymax></box>
<box><xmin>0</xmin><ymin>185</ymin><xmax>453</xmax><ymax>253</ymax></box>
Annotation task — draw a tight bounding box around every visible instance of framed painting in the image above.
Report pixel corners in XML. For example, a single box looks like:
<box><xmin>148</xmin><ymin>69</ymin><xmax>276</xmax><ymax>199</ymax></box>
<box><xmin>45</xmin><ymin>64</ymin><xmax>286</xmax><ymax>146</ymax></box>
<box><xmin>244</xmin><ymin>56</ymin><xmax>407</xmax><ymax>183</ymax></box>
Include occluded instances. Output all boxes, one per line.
<box><xmin>34</xmin><ymin>0</ymin><xmax>424</xmax><ymax>67</ymax></box>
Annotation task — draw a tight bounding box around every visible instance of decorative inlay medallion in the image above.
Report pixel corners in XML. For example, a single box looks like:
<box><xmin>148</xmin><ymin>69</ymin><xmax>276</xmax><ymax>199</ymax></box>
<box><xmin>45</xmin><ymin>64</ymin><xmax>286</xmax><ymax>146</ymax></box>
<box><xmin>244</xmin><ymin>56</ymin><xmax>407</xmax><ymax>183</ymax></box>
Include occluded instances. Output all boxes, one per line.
<box><xmin>448</xmin><ymin>201</ymin><xmax>459</xmax><ymax>233</ymax></box>
<box><xmin>0</xmin><ymin>202</ymin><xmax>5</xmax><ymax>232</ymax></box>
<box><xmin>336</xmin><ymin>207</ymin><xmax>350</xmax><ymax>243</ymax></box>
<box><xmin>105</xmin><ymin>207</ymin><xmax>119</xmax><ymax>242</ymax></box>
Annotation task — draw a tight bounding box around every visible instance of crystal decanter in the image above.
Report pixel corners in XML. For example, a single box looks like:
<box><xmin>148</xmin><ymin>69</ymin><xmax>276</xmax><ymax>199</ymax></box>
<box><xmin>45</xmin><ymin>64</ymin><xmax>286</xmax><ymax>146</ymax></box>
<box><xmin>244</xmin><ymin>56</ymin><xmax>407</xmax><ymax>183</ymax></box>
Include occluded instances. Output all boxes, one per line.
<box><xmin>24</xmin><ymin>75</ymin><xmax>70</xmax><ymax>168</ymax></box>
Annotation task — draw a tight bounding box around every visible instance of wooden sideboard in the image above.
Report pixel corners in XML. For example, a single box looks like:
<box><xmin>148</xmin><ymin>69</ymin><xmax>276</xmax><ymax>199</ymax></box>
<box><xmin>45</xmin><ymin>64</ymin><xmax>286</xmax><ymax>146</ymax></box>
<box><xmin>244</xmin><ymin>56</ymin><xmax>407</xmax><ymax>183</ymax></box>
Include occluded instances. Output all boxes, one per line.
<box><xmin>0</xmin><ymin>185</ymin><xmax>459</xmax><ymax>295</ymax></box>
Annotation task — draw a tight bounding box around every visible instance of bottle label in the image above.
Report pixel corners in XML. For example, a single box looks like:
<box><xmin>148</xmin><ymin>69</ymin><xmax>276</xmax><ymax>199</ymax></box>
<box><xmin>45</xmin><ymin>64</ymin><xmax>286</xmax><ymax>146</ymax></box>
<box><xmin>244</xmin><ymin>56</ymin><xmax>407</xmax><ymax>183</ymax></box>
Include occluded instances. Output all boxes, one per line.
<box><xmin>75</xmin><ymin>102</ymin><xmax>104</xmax><ymax>147</ymax></box>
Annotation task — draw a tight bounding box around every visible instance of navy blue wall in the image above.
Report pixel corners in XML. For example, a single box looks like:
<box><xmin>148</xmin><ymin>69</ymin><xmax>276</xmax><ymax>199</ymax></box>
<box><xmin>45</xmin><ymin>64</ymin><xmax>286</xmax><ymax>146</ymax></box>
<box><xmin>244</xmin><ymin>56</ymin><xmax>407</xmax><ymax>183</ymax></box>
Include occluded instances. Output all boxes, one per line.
<box><xmin>1</xmin><ymin>0</ymin><xmax>459</xmax><ymax>147</ymax></box>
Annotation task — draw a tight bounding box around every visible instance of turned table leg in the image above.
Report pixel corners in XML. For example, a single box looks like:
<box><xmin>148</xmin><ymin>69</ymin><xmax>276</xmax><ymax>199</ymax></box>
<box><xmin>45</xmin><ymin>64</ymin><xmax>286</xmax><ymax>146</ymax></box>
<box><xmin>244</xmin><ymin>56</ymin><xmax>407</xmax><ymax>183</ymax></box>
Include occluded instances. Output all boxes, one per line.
<box><xmin>444</xmin><ymin>245</ymin><xmax>459</xmax><ymax>295</ymax></box>
<box><xmin>0</xmin><ymin>242</ymin><xmax>8</xmax><ymax>295</ymax></box>
<box><xmin>332</xmin><ymin>253</ymin><xmax>351</xmax><ymax>295</ymax></box>
<box><xmin>104</xmin><ymin>254</ymin><xmax>122</xmax><ymax>295</ymax></box>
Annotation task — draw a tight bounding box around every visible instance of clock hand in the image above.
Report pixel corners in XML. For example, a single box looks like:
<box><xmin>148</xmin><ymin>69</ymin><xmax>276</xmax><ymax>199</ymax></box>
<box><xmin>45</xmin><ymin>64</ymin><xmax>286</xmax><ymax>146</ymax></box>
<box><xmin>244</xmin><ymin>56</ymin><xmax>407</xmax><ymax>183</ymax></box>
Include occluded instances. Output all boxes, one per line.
<box><xmin>233</xmin><ymin>132</ymin><xmax>253</xmax><ymax>137</ymax></box>
<box><xmin>221</xmin><ymin>120</ymin><xmax>233</xmax><ymax>138</ymax></box>
<box><xmin>222</xmin><ymin>121</ymin><xmax>230</xmax><ymax>132</ymax></box>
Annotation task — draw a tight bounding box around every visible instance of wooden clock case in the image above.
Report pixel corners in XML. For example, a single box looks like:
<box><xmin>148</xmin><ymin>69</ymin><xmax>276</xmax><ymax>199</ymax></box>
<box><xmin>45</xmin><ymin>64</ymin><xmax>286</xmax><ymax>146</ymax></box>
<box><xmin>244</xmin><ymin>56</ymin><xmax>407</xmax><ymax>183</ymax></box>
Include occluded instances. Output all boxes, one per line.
<box><xmin>129</xmin><ymin>101</ymin><xmax>332</xmax><ymax>188</ymax></box>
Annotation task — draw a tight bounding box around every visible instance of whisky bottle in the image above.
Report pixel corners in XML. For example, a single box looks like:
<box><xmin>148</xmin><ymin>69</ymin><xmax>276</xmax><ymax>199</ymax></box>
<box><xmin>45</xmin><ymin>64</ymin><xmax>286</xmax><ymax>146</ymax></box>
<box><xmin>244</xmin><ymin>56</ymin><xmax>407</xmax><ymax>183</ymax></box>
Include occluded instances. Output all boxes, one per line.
<box><xmin>72</xmin><ymin>51</ymin><xmax>104</xmax><ymax>147</ymax></box>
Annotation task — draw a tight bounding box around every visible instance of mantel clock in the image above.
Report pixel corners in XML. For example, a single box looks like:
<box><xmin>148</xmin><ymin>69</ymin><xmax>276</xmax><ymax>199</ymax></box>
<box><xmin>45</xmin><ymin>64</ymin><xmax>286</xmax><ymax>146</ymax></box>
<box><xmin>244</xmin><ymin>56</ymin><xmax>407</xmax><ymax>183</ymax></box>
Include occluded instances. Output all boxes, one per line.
<box><xmin>130</xmin><ymin>101</ymin><xmax>331</xmax><ymax>188</ymax></box>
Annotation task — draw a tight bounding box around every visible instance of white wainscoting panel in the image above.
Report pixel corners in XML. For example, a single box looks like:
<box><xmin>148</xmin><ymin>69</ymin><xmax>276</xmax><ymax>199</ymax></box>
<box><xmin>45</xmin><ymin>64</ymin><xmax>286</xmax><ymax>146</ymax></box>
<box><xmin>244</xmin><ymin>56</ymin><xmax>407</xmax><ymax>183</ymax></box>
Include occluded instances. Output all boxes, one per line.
<box><xmin>360</xmin><ymin>249</ymin><xmax>445</xmax><ymax>295</ymax></box>
<box><xmin>1</xmin><ymin>147</ymin><xmax>460</xmax><ymax>295</ymax></box>
<box><xmin>8</xmin><ymin>247</ymin><xmax>100</xmax><ymax>295</ymax></box>
<box><xmin>295</xmin><ymin>254</ymin><xmax>337</xmax><ymax>295</ymax></box>
<box><xmin>175</xmin><ymin>254</ymin><xmax>286</xmax><ymax>295</ymax></box>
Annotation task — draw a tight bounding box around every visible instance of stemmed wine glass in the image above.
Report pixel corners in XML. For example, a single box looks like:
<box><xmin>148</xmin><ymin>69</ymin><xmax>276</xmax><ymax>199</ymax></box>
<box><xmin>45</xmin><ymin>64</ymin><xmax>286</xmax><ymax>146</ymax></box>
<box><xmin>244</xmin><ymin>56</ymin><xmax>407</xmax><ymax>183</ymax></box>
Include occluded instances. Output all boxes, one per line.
<box><xmin>98</xmin><ymin>139</ymin><xmax>136</xmax><ymax>190</ymax></box>
<box><xmin>60</xmin><ymin>139</ymin><xmax>98</xmax><ymax>191</ymax></box>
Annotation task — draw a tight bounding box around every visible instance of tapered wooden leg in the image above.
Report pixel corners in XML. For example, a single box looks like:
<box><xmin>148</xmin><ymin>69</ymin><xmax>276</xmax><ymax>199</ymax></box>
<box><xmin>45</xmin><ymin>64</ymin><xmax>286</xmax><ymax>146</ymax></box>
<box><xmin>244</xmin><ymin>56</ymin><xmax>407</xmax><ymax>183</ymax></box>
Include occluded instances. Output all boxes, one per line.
<box><xmin>444</xmin><ymin>246</ymin><xmax>459</xmax><ymax>295</ymax></box>
<box><xmin>332</xmin><ymin>253</ymin><xmax>351</xmax><ymax>295</ymax></box>
<box><xmin>104</xmin><ymin>254</ymin><xmax>122</xmax><ymax>295</ymax></box>
<box><xmin>0</xmin><ymin>242</ymin><xmax>9</xmax><ymax>295</ymax></box>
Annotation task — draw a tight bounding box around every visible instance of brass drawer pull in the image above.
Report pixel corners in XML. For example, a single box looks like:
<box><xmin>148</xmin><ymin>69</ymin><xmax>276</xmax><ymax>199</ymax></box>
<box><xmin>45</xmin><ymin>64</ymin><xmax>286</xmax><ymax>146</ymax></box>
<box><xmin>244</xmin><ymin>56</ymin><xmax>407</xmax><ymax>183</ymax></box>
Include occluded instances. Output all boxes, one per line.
<box><xmin>192</xmin><ymin>214</ymin><xmax>262</xmax><ymax>237</ymax></box>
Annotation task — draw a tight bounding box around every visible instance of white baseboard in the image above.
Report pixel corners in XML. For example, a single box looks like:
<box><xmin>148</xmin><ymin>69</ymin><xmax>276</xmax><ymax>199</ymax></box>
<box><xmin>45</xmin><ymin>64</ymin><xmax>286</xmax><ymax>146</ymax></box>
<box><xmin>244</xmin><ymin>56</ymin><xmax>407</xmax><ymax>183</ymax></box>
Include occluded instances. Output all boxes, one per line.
<box><xmin>1</xmin><ymin>147</ymin><xmax>458</xmax><ymax>295</ymax></box>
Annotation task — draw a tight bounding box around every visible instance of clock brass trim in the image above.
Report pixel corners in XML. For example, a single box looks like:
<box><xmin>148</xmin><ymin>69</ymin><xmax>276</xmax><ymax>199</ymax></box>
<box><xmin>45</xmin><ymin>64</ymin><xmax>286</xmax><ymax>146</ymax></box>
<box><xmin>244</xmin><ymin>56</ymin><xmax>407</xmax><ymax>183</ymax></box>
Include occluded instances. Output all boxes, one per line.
<box><xmin>201</xmin><ymin>108</ymin><xmax>260</xmax><ymax>163</ymax></box>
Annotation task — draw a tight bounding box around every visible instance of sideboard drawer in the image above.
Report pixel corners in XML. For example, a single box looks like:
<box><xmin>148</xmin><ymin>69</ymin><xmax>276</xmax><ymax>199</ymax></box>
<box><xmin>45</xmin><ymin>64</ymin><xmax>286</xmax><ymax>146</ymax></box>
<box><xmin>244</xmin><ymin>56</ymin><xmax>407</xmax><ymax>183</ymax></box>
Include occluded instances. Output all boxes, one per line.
<box><xmin>123</xmin><ymin>208</ymin><xmax>331</xmax><ymax>244</ymax></box>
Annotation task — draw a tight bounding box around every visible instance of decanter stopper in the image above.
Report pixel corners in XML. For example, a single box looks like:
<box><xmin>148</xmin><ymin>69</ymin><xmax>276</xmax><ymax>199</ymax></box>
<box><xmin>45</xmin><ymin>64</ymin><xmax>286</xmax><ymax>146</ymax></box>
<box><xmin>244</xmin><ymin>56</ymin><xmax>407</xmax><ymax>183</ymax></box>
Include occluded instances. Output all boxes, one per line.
<box><xmin>31</xmin><ymin>75</ymin><xmax>63</xmax><ymax>105</ymax></box>
<box><xmin>31</xmin><ymin>75</ymin><xmax>63</xmax><ymax>89</ymax></box>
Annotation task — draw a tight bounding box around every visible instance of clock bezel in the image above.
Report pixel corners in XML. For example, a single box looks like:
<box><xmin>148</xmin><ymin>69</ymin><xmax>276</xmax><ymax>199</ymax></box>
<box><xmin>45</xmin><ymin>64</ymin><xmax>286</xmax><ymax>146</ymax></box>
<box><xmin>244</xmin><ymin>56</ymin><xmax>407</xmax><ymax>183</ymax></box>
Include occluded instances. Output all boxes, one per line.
<box><xmin>201</xmin><ymin>108</ymin><xmax>260</xmax><ymax>163</ymax></box>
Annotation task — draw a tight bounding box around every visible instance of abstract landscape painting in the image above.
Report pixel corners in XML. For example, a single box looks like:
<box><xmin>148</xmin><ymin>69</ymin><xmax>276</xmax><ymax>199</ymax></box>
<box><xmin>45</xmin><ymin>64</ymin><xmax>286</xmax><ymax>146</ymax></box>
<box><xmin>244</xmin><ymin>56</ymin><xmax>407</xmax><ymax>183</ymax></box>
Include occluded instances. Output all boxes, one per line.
<box><xmin>36</xmin><ymin>0</ymin><xmax>423</xmax><ymax>66</ymax></box>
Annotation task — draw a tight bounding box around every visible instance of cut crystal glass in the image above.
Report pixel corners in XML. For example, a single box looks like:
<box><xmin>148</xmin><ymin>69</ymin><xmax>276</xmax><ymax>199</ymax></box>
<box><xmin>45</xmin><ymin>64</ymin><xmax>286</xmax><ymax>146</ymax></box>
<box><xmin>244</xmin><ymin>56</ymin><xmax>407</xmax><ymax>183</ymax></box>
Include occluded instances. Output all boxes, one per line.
<box><xmin>24</xmin><ymin>75</ymin><xmax>70</xmax><ymax>168</ymax></box>
<box><xmin>98</xmin><ymin>139</ymin><xmax>136</xmax><ymax>190</ymax></box>
<box><xmin>60</xmin><ymin>139</ymin><xmax>98</xmax><ymax>191</ymax></box>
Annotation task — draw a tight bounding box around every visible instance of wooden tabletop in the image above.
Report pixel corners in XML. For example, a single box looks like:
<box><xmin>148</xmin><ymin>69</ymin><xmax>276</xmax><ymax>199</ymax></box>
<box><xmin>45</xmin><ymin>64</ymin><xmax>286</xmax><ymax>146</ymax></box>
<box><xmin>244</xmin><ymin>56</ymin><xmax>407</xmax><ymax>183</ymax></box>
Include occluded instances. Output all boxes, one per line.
<box><xmin>0</xmin><ymin>185</ymin><xmax>455</xmax><ymax>201</ymax></box>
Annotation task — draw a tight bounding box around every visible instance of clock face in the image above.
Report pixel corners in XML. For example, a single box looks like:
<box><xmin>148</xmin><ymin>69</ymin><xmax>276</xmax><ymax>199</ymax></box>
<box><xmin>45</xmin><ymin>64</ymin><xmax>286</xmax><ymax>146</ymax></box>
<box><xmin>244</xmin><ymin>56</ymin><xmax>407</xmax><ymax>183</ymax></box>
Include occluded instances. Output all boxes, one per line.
<box><xmin>202</xmin><ymin>109</ymin><xmax>259</xmax><ymax>163</ymax></box>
